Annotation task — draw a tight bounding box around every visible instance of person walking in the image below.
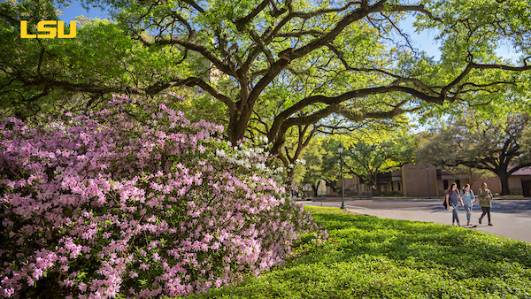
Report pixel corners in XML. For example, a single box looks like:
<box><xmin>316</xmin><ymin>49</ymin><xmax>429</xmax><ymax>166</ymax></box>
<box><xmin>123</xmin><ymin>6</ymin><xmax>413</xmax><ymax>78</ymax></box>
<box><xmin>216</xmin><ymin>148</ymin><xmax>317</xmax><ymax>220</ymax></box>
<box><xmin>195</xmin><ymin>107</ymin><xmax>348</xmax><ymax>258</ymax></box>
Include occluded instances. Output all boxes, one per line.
<box><xmin>478</xmin><ymin>182</ymin><xmax>494</xmax><ymax>226</ymax></box>
<box><xmin>462</xmin><ymin>184</ymin><xmax>476</xmax><ymax>226</ymax></box>
<box><xmin>445</xmin><ymin>183</ymin><xmax>464</xmax><ymax>226</ymax></box>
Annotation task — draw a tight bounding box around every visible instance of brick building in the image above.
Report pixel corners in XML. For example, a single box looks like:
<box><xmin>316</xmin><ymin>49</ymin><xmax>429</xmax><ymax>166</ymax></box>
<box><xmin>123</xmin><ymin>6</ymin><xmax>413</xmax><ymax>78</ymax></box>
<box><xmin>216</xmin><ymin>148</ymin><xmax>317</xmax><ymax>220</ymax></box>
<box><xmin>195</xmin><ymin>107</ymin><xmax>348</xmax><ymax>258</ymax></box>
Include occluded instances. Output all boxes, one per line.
<box><xmin>310</xmin><ymin>164</ymin><xmax>531</xmax><ymax>197</ymax></box>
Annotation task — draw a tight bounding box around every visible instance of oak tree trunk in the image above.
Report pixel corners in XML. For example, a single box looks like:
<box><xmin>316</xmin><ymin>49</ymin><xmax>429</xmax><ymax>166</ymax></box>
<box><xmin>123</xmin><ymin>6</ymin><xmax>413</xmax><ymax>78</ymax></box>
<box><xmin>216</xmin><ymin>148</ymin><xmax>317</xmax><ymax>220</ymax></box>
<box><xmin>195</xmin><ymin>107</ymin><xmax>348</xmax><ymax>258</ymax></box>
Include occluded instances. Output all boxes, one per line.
<box><xmin>228</xmin><ymin>108</ymin><xmax>252</xmax><ymax>145</ymax></box>
<box><xmin>312</xmin><ymin>183</ymin><xmax>319</xmax><ymax>197</ymax></box>
<box><xmin>497</xmin><ymin>171</ymin><xmax>511</xmax><ymax>195</ymax></box>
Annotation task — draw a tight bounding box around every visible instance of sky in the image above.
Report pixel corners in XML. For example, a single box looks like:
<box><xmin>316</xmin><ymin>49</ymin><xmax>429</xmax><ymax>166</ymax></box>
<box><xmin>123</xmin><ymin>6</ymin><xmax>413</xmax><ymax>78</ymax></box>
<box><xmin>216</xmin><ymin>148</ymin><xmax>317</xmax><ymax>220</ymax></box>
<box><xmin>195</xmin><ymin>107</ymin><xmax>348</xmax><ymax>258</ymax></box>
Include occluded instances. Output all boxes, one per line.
<box><xmin>59</xmin><ymin>1</ymin><xmax>520</xmax><ymax>63</ymax></box>
<box><xmin>397</xmin><ymin>14</ymin><xmax>520</xmax><ymax>63</ymax></box>
<box><xmin>59</xmin><ymin>1</ymin><xmax>107</xmax><ymax>22</ymax></box>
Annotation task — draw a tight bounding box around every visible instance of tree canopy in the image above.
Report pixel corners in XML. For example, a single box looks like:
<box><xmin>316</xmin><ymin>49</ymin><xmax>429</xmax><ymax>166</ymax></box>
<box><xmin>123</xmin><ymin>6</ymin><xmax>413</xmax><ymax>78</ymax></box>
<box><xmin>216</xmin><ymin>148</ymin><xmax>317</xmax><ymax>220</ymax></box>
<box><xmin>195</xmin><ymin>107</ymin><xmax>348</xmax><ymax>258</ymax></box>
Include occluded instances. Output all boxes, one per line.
<box><xmin>299</xmin><ymin>120</ymin><xmax>415</xmax><ymax>195</ymax></box>
<box><xmin>1</xmin><ymin>0</ymin><xmax>529</xmax><ymax>152</ymax></box>
<box><xmin>343</xmin><ymin>133</ymin><xmax>414</xmax><ymax>191</ymax></box>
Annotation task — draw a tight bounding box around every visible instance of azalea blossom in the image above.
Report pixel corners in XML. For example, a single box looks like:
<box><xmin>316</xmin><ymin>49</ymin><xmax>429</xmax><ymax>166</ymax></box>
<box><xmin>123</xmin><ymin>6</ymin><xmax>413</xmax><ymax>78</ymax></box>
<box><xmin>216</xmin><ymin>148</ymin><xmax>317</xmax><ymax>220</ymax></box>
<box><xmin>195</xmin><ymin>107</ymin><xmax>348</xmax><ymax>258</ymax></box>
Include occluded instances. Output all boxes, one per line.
<box><xmin>0</xmin><ymin>96</ymin><xmax>321</xmax><ymax>298</ymax></box>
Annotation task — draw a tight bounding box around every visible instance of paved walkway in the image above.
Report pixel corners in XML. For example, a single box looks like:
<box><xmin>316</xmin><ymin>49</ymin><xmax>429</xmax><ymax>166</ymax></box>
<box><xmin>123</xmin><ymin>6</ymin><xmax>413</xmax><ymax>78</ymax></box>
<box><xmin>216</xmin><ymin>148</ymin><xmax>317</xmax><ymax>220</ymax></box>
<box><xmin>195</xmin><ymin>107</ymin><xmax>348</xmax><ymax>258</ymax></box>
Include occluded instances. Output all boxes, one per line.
<box><xmin>301</xmin><ymin>199</ymin><xmax>531</xmax><ymax>243</ymax></box>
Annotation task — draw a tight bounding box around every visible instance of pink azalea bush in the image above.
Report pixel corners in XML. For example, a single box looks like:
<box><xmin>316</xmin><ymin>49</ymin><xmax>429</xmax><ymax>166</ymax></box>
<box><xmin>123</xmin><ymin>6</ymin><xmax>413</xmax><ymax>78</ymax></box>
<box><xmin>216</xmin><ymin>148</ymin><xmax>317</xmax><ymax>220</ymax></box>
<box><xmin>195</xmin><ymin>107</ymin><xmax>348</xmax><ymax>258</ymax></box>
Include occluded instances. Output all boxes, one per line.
<box><xmin>0</xmin><ymin>96</ymin><xmax>319</xmax><ymax>298</ymax></box>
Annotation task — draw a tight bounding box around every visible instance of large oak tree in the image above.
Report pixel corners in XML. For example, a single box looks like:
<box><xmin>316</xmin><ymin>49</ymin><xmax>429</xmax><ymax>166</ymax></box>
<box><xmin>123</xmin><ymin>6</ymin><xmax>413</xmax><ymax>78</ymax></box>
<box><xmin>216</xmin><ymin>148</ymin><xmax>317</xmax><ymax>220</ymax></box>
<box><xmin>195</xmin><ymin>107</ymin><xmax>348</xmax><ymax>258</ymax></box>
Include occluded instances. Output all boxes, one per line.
<box><xmin>1</xmin><ymin>0</ymin><xmax>529</xmax><ymax>153</ymax></box>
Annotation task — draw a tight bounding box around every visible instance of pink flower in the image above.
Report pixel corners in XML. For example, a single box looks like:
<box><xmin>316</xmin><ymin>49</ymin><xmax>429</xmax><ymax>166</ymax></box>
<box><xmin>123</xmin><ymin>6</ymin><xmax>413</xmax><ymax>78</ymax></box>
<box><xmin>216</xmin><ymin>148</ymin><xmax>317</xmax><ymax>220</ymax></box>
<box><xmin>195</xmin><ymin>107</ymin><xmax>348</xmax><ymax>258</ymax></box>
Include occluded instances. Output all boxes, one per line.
<box><xmin>139</xmin><ymin>263</ymin><xmax>150</xmax><ymax>271</ymax></box>
<box><xmin>2</xmin><ymin>288</ymin><xmax>14</xmax><ymax>297</ymax></box>
<box><xmin>0</xmin><ymin>97</ymin><xmax>319</xmax><ymax>298</ymax></box>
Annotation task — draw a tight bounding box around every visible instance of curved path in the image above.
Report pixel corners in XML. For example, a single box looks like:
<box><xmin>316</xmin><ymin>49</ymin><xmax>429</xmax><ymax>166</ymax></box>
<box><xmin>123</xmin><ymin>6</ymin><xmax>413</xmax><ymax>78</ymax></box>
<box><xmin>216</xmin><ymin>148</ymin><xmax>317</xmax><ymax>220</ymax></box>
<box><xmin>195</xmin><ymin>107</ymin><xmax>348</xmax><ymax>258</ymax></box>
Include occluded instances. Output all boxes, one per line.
<box><xmin>301</xmin><ymin>199</ymin><xmax>531</xmax><ymax>242</ymax></box>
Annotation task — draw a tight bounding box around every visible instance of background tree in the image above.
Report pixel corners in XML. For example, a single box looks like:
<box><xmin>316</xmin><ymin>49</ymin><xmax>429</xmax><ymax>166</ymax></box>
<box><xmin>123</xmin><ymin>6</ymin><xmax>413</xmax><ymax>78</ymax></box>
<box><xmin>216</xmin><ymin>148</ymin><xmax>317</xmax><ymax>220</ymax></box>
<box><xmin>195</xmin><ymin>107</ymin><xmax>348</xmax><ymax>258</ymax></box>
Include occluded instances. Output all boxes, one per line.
<box><xmin>299</xmin><ymin>119</ymin><xmax>413</xmax><ymax>195</ymax></box>
<box><xmin>343</xmin><ymin>131</ymin><xmax>415</xmax><ymax>193</ymax></box>
<box><xmin>418</xmin><ymin>112</ymin><xmax>531</xmax><ymax>195</ymax></box>
<box><xmin>299</xmin><ymin>138</ymin><xmax>325</xmax><ymax>197</ymax></box>
<box><xmin>319</xmin><ymin>138</ymin><xmax>347</xmax><ymax>193</ymax></box>
<box><xmin>298</xmin><ymin>119</ymin><xmax>371</xmax><ymax>196</ymax></box>
<box><xmin>521</xmin><ymin>124</ymin><xmax>531</xmax><ymax>158</ymax></box>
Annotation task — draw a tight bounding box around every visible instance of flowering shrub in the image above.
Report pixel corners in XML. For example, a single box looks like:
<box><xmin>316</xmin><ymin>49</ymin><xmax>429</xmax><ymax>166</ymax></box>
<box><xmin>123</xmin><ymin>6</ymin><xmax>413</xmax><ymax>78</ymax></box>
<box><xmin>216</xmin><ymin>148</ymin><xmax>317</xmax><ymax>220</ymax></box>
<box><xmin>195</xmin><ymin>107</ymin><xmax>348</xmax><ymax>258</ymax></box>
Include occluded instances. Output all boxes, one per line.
<box><xmin>0</xmin><ymin>96</ymin><xmax>319</xmax><ymax>298</ymax></box>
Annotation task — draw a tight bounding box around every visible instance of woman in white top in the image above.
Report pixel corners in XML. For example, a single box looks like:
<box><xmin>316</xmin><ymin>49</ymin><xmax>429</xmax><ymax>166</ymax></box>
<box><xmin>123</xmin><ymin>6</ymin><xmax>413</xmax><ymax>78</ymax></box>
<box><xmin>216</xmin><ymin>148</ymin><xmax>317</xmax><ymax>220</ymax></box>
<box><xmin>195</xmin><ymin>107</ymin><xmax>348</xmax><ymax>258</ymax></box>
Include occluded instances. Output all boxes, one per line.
<box><xmin>462</xmin><ymin>184</ymin><xmax>476</xmax><ymax>226</ymax></box>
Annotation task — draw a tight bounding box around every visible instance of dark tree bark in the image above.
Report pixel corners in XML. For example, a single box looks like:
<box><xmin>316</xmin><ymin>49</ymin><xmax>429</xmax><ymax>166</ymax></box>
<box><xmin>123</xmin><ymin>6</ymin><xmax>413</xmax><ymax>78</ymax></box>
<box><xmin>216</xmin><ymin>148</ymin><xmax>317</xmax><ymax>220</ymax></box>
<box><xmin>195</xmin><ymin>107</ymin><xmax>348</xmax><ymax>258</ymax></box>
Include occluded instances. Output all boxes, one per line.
<box><xmin>497</xmin><ymin>171</ymin><xmax>510</xmax><ymax>196</ymax></box>
<box><xmin>312</xmin><ymin>183</ymin><xmax>319</xmax><ymax>197</ymax></box>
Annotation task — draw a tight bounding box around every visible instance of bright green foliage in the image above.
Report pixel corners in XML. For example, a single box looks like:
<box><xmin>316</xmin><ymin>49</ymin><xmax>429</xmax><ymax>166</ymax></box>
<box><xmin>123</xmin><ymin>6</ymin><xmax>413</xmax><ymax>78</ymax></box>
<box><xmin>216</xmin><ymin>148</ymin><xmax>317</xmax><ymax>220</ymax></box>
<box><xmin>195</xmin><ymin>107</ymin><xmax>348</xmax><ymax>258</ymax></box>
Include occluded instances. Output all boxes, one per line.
<box><xmin>302</xmin><ymin>137</ymin><xmax>346</xmax><ymax>193</ymax></box>
<box><xmin>0</xmin><ymin>1</ymin><xmax>199</xmax><ymax>117</ymax></box>
<box><xmin>300</xmin><ymin>123</ymin><xmax>415</xmax><ymax>193</ymax></box>
<box><xmin>2</xmin><ymin>0</ymin><xmax>529</xmax><ymax>149</ymax></box>
<box><xmin>522</xmin><ymin>125</ymin><xmax>531</xmax><ymax>158</ymax></box>
<box><xmin>187</xmin><ymin>207</ymin><xmax>531</xmax><ymax>298</ymax></box>
<box><xmin>343</xmin><ymin>136</ymin><xmax>414</xmax><ymax>191</ymax></box>
<box><xmin>299</xmin><ymin>139</ymin><xmax>326</xmax><ymax>196</ymax></box>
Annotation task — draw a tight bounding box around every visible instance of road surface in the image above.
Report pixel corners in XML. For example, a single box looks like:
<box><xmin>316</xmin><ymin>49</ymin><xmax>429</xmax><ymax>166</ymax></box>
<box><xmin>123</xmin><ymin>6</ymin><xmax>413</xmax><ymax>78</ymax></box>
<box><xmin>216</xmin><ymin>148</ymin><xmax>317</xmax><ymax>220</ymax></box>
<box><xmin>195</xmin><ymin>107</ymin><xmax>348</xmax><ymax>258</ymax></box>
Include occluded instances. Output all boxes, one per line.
<box><xmin>301</xmin><ymin>199</ymin><xmax>531</xmax><ymax>242</ymax></box>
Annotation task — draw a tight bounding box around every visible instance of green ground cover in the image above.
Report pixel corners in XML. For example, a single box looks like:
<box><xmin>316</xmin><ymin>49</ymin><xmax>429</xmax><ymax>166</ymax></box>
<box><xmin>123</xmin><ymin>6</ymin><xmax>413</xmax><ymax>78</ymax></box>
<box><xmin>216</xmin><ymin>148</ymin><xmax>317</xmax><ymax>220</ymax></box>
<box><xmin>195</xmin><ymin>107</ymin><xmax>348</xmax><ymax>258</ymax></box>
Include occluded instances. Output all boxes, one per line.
<box><xmin>186</xmin><ymin>206</ymin><xmax>531</xmax><ymax>298</ymax></box>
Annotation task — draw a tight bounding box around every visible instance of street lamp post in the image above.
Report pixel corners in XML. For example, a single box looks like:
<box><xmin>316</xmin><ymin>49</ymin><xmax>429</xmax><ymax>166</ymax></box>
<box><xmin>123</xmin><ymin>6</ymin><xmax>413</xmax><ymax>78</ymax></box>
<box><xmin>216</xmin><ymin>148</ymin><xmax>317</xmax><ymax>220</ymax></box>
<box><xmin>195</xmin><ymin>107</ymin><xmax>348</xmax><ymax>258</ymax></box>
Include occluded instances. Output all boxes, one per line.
<box><xmin>338</xmin><ymin>144</ymin><xmax>345</xmax><ymax>209</ymax></box>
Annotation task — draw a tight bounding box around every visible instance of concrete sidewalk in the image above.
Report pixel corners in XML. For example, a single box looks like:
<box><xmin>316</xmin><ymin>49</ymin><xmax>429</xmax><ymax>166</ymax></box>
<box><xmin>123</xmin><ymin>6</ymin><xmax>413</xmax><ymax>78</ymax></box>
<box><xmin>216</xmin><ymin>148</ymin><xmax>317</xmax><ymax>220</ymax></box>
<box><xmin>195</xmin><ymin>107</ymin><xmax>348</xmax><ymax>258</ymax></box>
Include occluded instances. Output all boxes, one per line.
<box><xmin>302</xmin><ymin>200</ymin><xmax>531</xmax><ymax>243</ymax></box>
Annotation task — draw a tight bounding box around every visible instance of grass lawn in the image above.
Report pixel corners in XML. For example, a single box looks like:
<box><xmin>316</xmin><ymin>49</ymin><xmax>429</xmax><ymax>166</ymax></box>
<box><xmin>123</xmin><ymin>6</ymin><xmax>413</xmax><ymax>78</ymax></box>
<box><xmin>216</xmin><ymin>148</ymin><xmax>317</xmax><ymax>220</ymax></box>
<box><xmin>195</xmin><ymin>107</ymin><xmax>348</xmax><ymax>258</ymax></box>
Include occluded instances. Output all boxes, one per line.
<box><xmin>186</xmin><ymin>206</ymin><xmax>531</xmax><ymax>298</ymax></box>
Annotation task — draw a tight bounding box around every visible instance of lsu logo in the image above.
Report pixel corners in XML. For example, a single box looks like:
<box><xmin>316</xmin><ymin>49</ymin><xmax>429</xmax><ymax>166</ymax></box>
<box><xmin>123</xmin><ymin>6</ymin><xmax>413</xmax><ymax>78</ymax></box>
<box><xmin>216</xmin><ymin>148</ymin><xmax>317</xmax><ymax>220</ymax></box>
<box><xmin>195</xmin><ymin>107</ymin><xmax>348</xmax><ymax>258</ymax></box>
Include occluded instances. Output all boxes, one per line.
<box><xmin>20</xmin><ymin>20</ymin><xmax>76</xmax><ymax>39</ymax></box>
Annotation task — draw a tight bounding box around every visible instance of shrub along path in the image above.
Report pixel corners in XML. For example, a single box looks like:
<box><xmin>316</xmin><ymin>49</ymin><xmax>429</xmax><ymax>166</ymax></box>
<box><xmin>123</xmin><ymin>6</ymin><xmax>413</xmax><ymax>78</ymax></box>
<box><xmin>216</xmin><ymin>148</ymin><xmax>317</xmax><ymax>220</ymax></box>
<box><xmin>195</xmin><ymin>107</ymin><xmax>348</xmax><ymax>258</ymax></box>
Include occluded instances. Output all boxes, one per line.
<box><xmin>187</xmin><ymin>206</ymin><xmax>531</xmax><ymax>298</ymax></box>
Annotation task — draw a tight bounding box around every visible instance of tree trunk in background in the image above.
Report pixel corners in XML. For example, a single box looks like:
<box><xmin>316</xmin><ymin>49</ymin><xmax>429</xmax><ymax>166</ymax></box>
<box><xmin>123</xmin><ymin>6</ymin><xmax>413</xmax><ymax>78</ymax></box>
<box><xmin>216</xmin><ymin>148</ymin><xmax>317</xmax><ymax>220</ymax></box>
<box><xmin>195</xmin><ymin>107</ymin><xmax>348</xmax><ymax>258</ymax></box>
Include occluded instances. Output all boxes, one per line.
<box><xmin>227</xmin><ymin>106</ymin><xmax>253</xmax><ymax>145</ymax></box>
<box><xmin>228</xmin><ymin>118</ymin><xmax>246</xmax><ymax>145</ymax></box>
<box><xmin>497</xmin><ymin>171</ymin><xmax>510</xmax><ymax>195</ymax></box>
<box><xmin>375</xmin><ymin>183</ymin><xmax>381</xmax><ymax>195</ymax></box>
<box><xmin>312</xmin><ymin>184</ymin><xmax>319</xmax><ymax>197</ymax></box>
<box><xmin>285</xmin><ymin>167</ymin><xmax>295</xmax><ymax>198</ymax></box>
